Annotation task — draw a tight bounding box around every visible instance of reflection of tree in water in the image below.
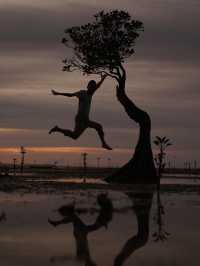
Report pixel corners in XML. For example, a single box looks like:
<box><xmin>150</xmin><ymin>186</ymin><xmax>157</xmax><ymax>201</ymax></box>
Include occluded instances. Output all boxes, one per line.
<box><xmin>152</xmin><ymin>189</ymin><xmax>170</xmax><ymax>242</ymax></box>
<box><xmin>114</xmin><ymin>191</ymin><xmax>153</xmax><ymax>266</ymax></box>
<box><xmin>48</xmin><ymin>193</ymin><xmax>113</xmax><ymax>265</ymax></box>
<box><xmin>49</xmin><ymin>189</ymin><xmax>161</xmax><ymax>266</ymax></box>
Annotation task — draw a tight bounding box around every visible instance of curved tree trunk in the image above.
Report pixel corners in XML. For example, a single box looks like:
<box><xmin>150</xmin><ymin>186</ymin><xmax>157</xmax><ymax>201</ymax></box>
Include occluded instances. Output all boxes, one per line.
<box><xmin>106</xmin><ymin>79</ymin><xmax>157</xmax><ymax>184</ymax></box>
<box><xmin>114</xmin><ymin>192</ymin><xmax>153</xmax><ymax>266</ymax></box>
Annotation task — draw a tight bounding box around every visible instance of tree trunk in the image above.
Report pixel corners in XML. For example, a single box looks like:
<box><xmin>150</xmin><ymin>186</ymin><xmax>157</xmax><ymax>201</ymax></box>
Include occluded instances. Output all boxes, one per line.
<box><xmin>114</xmin><ymin>192</ymin><xmax>153</xmax><ymax>266</ymax></box>
<box><xmin>106</xmin><ymin>80</ymin><xmax>157</xmax><ymax>184</ymax></box>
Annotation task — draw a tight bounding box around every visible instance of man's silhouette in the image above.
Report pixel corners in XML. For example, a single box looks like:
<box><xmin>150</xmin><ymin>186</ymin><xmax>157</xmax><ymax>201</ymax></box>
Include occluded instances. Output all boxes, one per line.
<box><xmin>48</xmin><ymin>194</ymin><xmax>113</xmax><ymax>266</ymax></box>
<box><xmin>49</xmin><ymin>75</ymin><xmax>112</xmax><ymax>150</ymax></box>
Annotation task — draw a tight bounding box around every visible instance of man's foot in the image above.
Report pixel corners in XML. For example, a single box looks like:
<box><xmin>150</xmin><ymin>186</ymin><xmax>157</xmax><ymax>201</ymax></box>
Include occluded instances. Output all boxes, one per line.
<box><xmin>48</xmin><ymin>218</ymin><xmax>58</xmax><ymax>227</ymax></box>
<box><xmin>49</xmin><ymin>126</ymin><xmax>59</xmax><ymax>134</ymax></box>
<box><xmin>102</xmin><ymin>143</ymin><xmax>112</xmax><ymax>150</ymax></box>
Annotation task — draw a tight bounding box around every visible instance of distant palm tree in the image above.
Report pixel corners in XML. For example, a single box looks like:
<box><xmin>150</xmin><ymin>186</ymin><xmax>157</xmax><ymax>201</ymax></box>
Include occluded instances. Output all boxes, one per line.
<box><xmin>153</xmin><ymin>136</ymin><xmax>172</xmax><ymax>242</ymax></box>
<box><xmin>20</xmin><ymin>146</ymin><xmax>26</xmax><ymax>174</ymax></box>
<box><xmin>154</xmin><ymin>136</ymin><xmax>172</xmax><ymax>178</ymax></box>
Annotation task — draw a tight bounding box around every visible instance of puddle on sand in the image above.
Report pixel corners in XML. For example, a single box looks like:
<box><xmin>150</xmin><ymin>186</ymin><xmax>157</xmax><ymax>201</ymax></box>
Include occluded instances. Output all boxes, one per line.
<box><xmin>0</xmin><ymin>190</ymin><xmax>200</xmax><ymax>266</ymax></box>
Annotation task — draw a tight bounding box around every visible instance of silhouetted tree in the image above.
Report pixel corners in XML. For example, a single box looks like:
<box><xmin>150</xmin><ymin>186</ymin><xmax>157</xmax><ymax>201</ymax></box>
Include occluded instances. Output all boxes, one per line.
<box><xmin>153</xmin><ymin>136</ymin><xmax>172</xmax><ymax>242</ymax></box>
<box><xmin>154</xmin><ymin>136</ymin><xmax>172</xmax><ymax>178</ymax></box>
<box><xmin>20</xmin><ymin>146</ymin><xmax>26</xmax><ymax>175</ymax></box>
<box><xmin>62</xmin><ymin>10</ymin><xmax>143</xmax><ymax>75</ymax></box>
<box><xmin>62</xmin><ymin>10</ymin><xmax>157</xmax><ymax>184</ymax></box>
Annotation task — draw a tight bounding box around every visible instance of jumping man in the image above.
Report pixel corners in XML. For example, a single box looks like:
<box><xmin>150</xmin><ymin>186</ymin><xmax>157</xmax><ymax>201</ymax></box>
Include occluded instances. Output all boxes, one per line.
<box><xmin>49</xmin><ymin>75</ymin><xmax>112</xmax><ymax>150</ymax></box>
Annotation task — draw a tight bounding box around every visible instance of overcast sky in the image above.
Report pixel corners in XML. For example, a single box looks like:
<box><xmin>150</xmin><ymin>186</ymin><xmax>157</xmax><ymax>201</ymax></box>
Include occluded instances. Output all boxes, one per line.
<box><xmin>0</xmin><ymin>0</ymin><xmax>200</xmax><ymax>166</ymax></box>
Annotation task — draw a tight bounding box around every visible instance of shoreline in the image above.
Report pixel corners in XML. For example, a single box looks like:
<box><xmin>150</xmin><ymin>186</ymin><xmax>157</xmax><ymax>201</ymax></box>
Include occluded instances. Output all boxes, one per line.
<box><xmin>0</xmin><ymin>176</ymin><xmax>200</xmax><ymax>194</ymax></box>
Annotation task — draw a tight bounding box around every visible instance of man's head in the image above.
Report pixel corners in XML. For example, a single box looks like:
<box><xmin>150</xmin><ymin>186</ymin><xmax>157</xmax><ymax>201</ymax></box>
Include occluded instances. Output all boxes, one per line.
<box><xmin>87</xmin><ymin>80</ymin><xmax>97</xmax><ymax>94</ymax></box>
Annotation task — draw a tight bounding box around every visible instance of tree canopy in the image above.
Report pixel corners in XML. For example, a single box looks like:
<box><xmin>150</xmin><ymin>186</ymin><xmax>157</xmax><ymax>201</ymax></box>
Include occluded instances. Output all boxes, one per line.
<box><xmin>62</xmin><ymin>10</ymin><xmax>143</xmax><ymax>77</ymax></box>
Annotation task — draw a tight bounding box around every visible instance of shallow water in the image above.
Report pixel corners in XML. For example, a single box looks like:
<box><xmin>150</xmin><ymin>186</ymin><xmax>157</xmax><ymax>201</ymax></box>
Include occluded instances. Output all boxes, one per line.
<box><xmin>161</xmin><ymin>177</ymin><xmax>200</xmax><ymax>185</ymax></box>
<box><xmin>27</xmin><ymin>176</ymin><xmax>200</xmax><ymax>185</ymax></box>
<box><xmin>0</xmin><ymin>190</ymin><xmax>200</xmax><ymax>266</ymax></box>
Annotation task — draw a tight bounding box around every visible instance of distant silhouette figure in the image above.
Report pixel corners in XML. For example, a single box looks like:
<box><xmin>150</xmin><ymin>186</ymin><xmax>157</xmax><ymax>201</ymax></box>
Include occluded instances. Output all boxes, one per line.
<box><xmin>0</xmin><ymin>211</ymin><xmax>6</xmax><ymax>223</ymax></box>
<box><xmin>48</xmin><ymin>194</ymin><xmax>113</xmax><ymax>265</ymax></box>
<box><xmin>49</xmin><ymin>75</ymin><xmax>112</xmax><ymax>150</ymax></box>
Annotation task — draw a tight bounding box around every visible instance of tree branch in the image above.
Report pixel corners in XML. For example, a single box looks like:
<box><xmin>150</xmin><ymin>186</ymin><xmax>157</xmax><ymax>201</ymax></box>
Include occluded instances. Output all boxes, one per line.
<box><xmin>103</xmin><ymin>71</ymin><xmax>120</xmax><ymax>82</ymax></box>
<box><xmin>118</xmin><ymin>63</ymin><xmax>126</xmax><ymax>80</ymax></box>
<box><xmin>113</xmin><ymin>66</ymin><xmax>122</xmax><ymax>79</ymax></box>
<box><xmin>89</xmin><ymin>70</ymin><xmax>120</xmax><ymax>82</ymax></box>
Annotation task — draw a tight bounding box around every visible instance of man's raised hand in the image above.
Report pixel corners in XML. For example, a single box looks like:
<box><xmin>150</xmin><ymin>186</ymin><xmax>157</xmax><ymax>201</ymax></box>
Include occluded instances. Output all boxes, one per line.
<box><xmin>101</xmin><ymin>73</ymin><xmax>107</xmax><ymax>80</ymax></box>
<box><xmin>51</xmin><ymin>89</ymin><xmax>59</xmax><ymax>95</ymax></box>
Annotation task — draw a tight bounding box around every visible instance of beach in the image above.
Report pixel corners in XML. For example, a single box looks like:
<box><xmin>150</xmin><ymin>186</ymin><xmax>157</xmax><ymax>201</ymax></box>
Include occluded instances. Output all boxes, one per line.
<box><xmin>0</xmin><ymin>177</ymin><xmax>200</xmax><ymax>266</ymax></box>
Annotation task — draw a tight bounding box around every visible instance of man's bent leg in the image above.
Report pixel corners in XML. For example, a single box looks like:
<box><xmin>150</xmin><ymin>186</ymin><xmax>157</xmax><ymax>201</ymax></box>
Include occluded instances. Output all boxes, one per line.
<box><xmin>49</xmin><ymin>126</ymin><xmax>74</xmax><ymax>137</ymax></box>
<box><xmin>48</xmin><ymin>217</ymin><xmax>73</xmax><ymax>227</ymax></box>
<box><xmin>88</xmin><ymin>121</ymin><xmax>112</xmax><ymax>150</ymax></box>
<box><xmin>49</xmin><ymin>125</ymin><xmax>84</xmax><ymax>139</ymax></box>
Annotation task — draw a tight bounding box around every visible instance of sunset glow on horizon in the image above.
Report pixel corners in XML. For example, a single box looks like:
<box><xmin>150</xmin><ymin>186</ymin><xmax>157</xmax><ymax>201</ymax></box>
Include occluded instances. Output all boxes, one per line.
<box><xmin>0</xmin><ymin>146</ymin><xmax>133</xmax><ymax>154</ymax></box>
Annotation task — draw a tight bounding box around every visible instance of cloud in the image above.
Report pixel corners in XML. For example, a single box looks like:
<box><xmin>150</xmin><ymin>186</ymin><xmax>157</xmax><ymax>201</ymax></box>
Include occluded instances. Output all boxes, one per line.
<box><xmin>1</xmin><ymin>0</ymin><xmax>200</xmax><ymax>63</ymax></box>
<box><xmin>0</xmin><ymin>2</ymin><xmax>100</xmax><ymax>49</ymax></box>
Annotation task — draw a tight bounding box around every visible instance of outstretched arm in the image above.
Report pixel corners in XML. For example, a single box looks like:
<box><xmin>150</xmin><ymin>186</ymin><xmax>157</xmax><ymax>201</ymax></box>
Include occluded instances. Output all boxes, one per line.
<box><xmin>51</xmin><ymin>89</ymin><xmax>78</xmax><ymax>97</ymax></box>
<box><xmin>96</xmin><ymin>74</ymin><xmax>107</xmax><ymax>89</ymax></box>
<box><xmin>89</xmin><ymin>74</ymin><xmax>107</xmax><ymax>96</ymax></box>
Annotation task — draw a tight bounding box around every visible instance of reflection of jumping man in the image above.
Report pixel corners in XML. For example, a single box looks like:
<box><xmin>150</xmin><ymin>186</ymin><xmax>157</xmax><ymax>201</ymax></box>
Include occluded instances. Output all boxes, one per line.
<box><xmin>49</xmin><ymin>75</ymin><xmax>112</xmax><ymax>150</ymax></box>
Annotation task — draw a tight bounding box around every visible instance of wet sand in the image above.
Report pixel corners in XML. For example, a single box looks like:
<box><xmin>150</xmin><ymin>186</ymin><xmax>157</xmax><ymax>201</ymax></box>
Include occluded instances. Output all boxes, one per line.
<box><xmin>0</xmin><ymin>175</ymin><xmax>200</xmax><ymax>194</ymax></box>
<box><xmin>0</xmin><ymin>189</ymin><xmax>200</xmax><ymax>266</ymax></box>
<box><xmin>1</xmin><ymin>175</ymin><xmax>200</xmax><ymax>265</ymax></box>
